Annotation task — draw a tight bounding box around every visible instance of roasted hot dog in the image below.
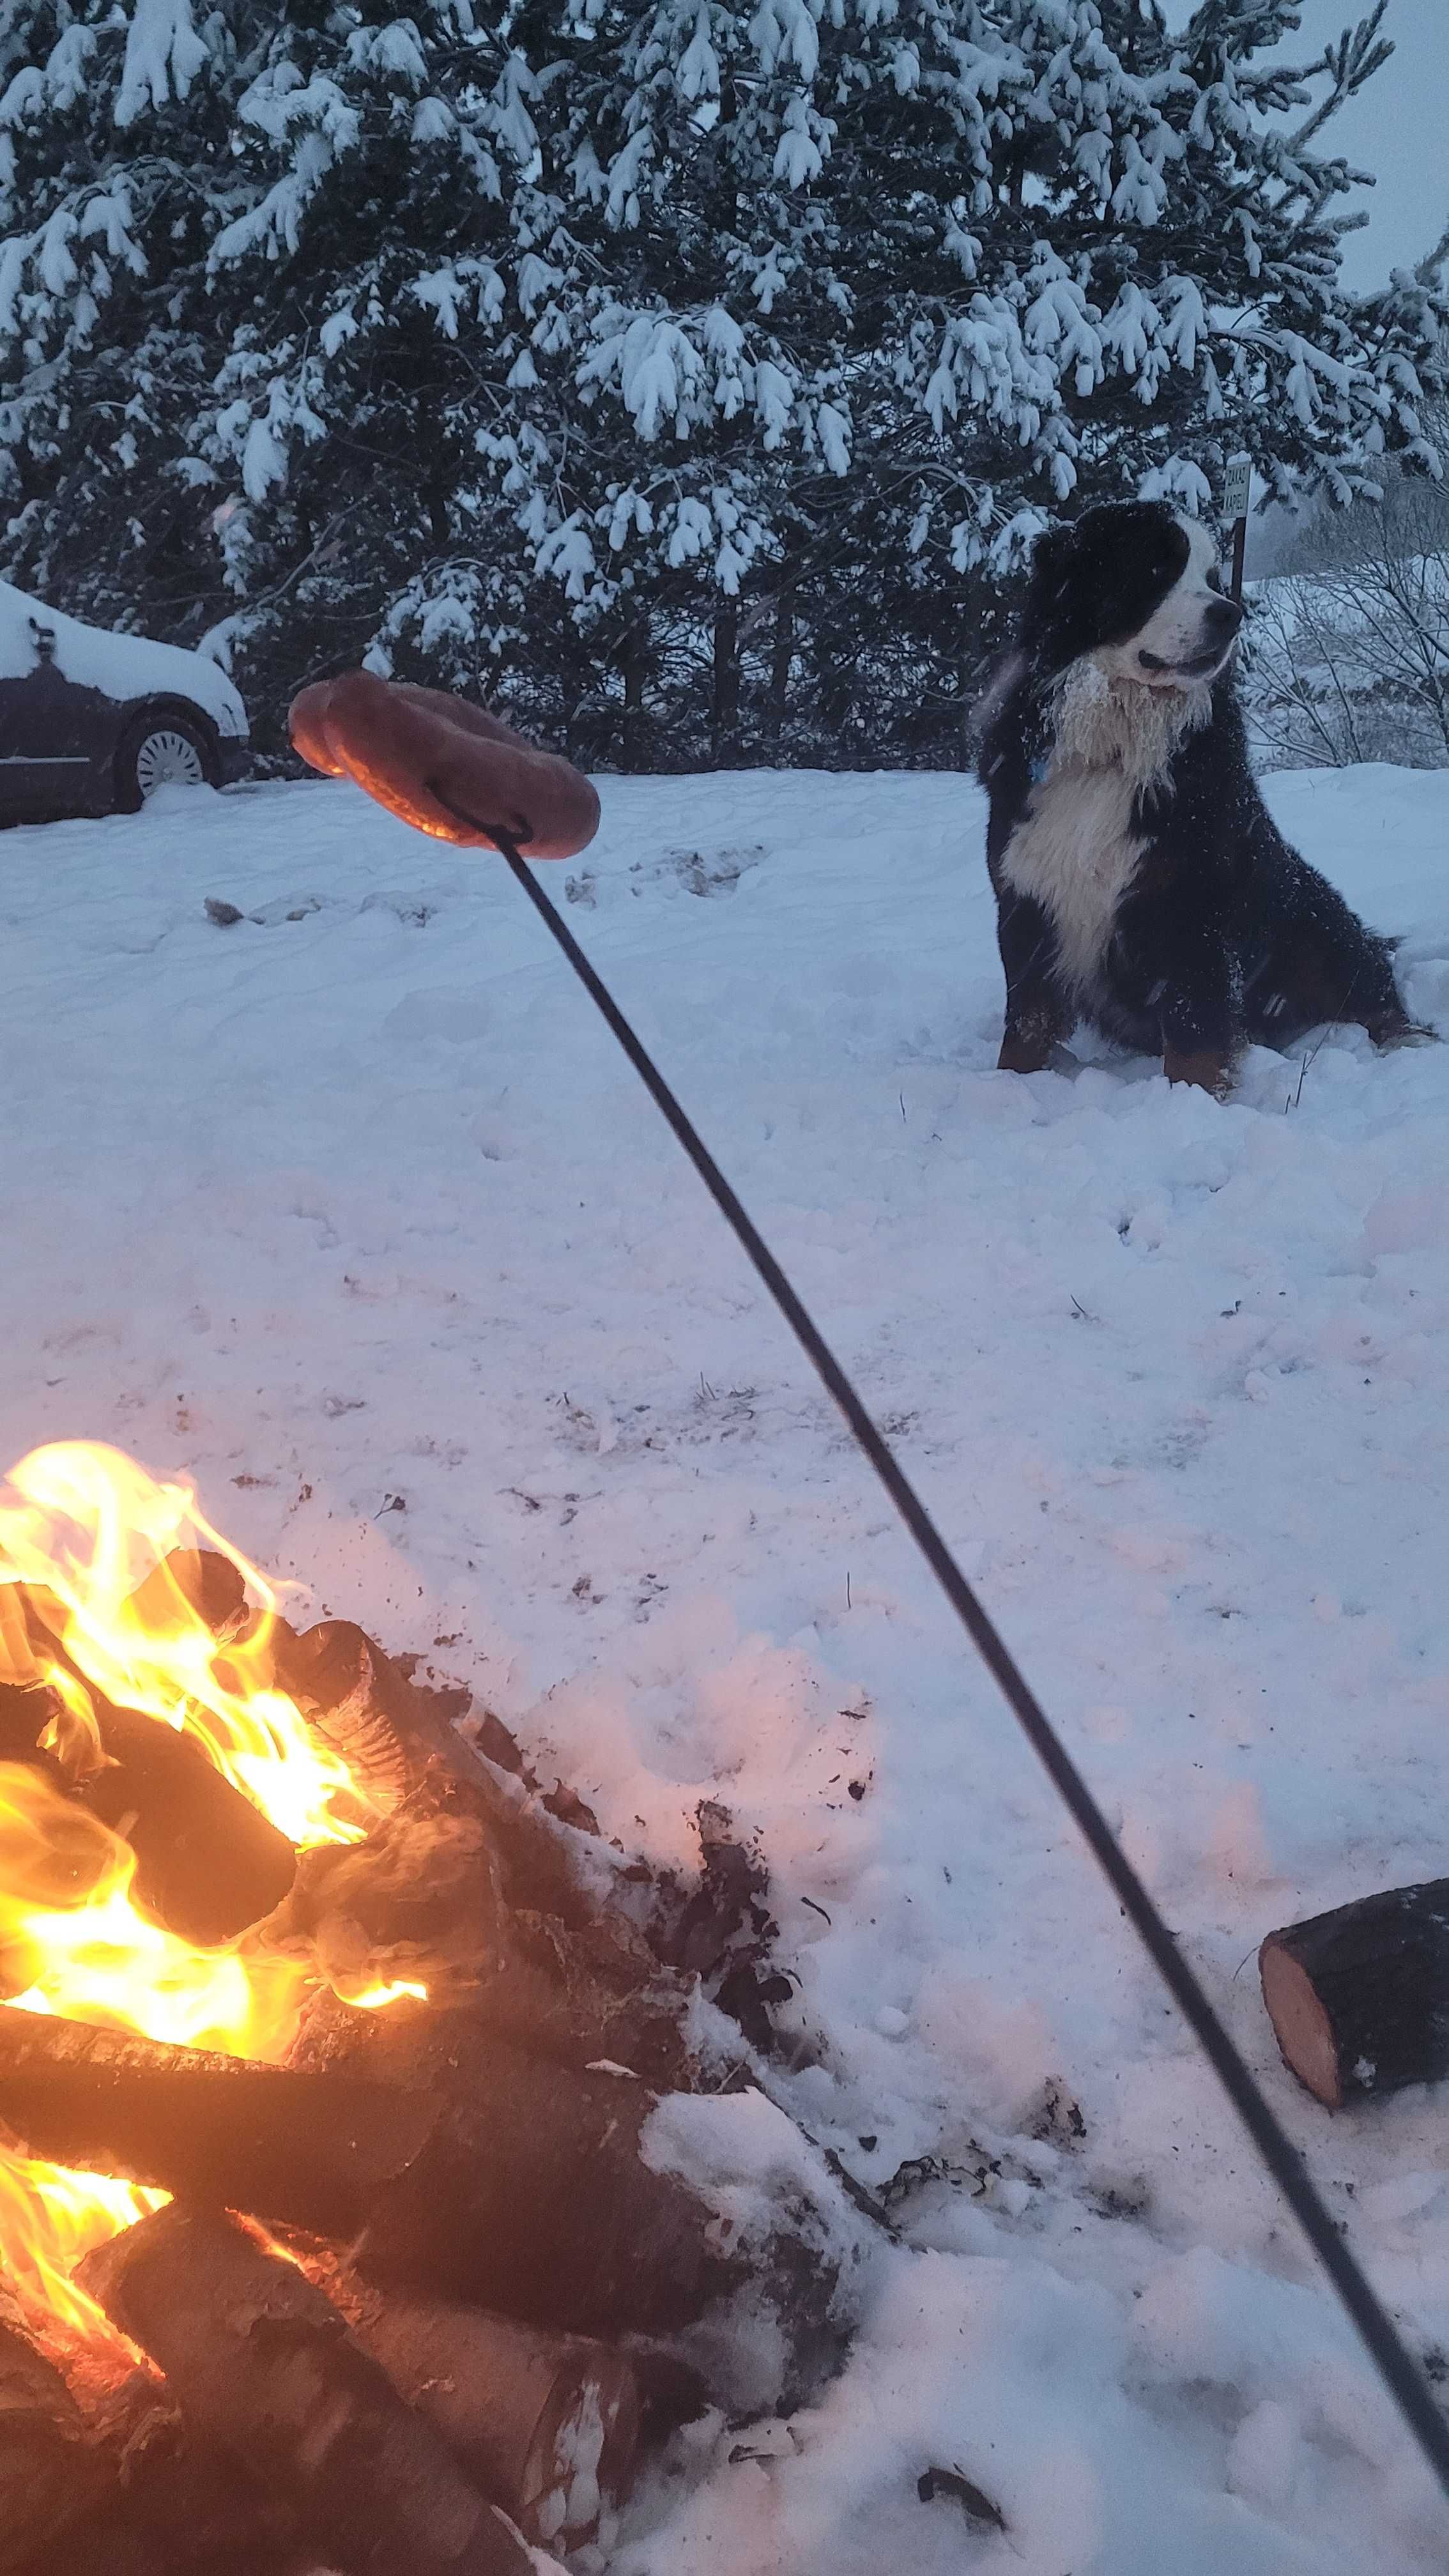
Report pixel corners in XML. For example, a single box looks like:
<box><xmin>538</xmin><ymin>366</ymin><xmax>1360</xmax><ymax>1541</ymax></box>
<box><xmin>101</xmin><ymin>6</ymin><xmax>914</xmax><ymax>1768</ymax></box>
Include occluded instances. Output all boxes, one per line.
<box><xmin>288</xmin><ymin>670</ymin><xmax>601</xmax><ymax>862</ymax></box>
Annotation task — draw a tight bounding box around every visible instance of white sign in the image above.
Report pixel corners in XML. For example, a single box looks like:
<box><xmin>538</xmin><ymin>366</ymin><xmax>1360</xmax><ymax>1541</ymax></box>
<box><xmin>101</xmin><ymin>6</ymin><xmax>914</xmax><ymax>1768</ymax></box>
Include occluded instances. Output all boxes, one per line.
<box><xmin>1222</xmin><ymin>457</ymin><xmax>1252</xmax><ymax>521</ymax></box>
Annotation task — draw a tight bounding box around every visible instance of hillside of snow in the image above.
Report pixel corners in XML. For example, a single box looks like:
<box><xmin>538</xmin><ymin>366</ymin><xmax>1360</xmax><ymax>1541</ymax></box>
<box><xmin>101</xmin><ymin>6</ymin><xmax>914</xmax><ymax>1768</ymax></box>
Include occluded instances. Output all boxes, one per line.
<box><xmin>3</xmin><ymin>759</ymin><xmax>1448</xmax><ymax>2572</ymax></box>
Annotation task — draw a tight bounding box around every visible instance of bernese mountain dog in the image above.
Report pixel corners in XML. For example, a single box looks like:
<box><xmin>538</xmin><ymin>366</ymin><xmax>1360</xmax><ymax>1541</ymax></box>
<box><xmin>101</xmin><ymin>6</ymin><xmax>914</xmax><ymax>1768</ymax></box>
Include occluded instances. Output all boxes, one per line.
<box><xmin>977</xmin><ymin>500</ymin><xmax>1427</xmax><ymax>1097</ymax></box>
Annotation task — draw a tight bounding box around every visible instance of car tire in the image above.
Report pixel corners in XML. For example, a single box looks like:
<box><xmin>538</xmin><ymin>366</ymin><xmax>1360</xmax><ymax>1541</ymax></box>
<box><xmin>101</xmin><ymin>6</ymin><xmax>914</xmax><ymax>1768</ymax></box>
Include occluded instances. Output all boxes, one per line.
<box><xmin>114</xmin><ymin>709</ymin><xmax>219</xmax><ymax>814</ymax></box>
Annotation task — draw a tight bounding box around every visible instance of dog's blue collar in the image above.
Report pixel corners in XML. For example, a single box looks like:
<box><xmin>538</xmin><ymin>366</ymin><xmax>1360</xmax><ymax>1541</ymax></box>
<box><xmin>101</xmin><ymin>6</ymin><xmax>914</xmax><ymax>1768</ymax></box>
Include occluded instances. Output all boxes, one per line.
<box><xmin>1029</xmin><ymin>751</ymin><xmax>1051</xmax><ymax>786</ymax></box>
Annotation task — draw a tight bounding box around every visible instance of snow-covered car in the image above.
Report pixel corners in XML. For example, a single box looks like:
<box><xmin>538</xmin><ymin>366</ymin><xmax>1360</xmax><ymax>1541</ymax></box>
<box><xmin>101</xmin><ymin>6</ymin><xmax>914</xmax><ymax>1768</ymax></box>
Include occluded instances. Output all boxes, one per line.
<box><xmin>0</xmin><ymin>581</ymin><xmax>249</xmax><ymax>822</ymax></box>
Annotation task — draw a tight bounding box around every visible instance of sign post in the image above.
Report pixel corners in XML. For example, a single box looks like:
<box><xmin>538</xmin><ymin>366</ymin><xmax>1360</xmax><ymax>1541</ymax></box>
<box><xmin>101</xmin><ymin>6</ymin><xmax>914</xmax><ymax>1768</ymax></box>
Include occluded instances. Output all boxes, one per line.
<box><xmin>1222</xmin><ymin>454</ymin><xmax>1252</xmax><ymax>602</ymax></box>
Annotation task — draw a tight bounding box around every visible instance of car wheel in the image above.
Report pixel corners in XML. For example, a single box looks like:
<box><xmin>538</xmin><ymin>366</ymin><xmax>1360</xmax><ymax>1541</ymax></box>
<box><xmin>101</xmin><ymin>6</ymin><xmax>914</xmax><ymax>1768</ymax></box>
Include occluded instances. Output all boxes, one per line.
<box><xmin>115</xmin><ymin>711</ymin><xmax>218</xmax><ymax>813</ymax></box>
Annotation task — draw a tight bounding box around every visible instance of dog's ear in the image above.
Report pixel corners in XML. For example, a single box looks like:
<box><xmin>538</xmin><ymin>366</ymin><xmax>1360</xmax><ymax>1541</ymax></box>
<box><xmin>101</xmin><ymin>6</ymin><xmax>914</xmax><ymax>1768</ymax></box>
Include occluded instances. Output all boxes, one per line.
<box><xmin>1020</xmin><ymin>523</ymin><xmax>1075</xmax><ymax>638</ymax></box>
<box><xmin>1030</xmin><ymin>525</ymin><xmax>1072</xmax><ymax>583</ymax></box>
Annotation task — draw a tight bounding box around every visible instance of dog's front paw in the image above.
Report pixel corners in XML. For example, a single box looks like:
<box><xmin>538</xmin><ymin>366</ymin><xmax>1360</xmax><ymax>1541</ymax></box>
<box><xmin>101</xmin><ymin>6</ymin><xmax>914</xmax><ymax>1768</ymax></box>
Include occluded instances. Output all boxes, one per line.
<box><xmin>1164</xmin><ymin>1045</ymin><xmax>1234</xmax><ymax>1100</ymax></box>
<box><xmin>1369</xmin><ymin>1020</ymin><xmax>1439</xmax><ymax>1051</ymax></box>
<box><xmin>998</xmin><ymin>1020</ymin><xmax>1062</xmax><ymax>1075</ymax></box>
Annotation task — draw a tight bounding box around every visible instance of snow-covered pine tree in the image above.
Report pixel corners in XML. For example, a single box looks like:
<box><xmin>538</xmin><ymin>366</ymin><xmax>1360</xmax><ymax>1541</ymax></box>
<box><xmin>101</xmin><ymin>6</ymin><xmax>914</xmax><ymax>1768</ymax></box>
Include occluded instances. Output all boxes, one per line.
<box><xmin>501</xmin><ymin>0</ymin><xmax>1447</xmax><ymax>763</ymax></box>
<box><xmin>0</xmin><ymin>4</ymin><xmax>575</xmax><ymax>746</ymax></box>
<box><xmin>0</xmin><ymin>0</ymin><xmax>241</xmax><ymax>648</ymax></box>
<box><xmin>191</xmin><ymin>3</ymin><xmax>570</xmax><ymax>742</ymax></box>
<box><xmin>2</xmin><ymin>0</ymin><xmax>1444</xmax><ymax>766</ymax></box>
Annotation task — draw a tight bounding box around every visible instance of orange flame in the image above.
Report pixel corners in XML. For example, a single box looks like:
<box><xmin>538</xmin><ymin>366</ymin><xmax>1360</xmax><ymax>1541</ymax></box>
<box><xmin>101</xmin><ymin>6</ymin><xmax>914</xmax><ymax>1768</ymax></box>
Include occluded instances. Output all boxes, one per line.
<box><xmin>0</xmin><ymin>1442</ymin><xmax>405</xmax><ymax>2362</ymax></box>
<box><xmin>0</xmin><ymin>1442</ymin><xmax>372</xmax><ymax>1849</ymax></box>
<box><xmin>0</xmin><ymin>2146</ymin><xmax>165</xmax><ymax>2349</ymax></box>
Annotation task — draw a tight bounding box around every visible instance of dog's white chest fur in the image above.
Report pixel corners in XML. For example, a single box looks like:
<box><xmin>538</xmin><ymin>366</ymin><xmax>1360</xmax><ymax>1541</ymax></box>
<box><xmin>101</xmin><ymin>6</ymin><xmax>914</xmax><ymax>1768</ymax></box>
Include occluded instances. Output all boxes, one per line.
<box><xmin>1000</xmin><ymin>761</ymin><xmax>1146</xmax><ymax>996</ymax></box>
<box><xmin>999</xmin><ymin>662</ymin><xmax>1208</xmax><ymax>995</ymax></box>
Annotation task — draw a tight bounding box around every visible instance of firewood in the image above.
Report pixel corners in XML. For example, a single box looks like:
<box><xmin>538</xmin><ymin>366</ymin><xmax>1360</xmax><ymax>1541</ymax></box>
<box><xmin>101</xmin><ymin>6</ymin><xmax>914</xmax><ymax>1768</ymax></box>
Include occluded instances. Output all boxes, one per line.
<box><xmin>78</xmin><ymin>2205</ymin><xmax>537</xmax><ymax>2576</ymax></box>
<box><xmin>321</xmin><ymin>2267</ymin><xmax>638</xmax><ymax>2553</ymax></box>
<box><xmin>0</xmin><ymin>2012</ymin><xmax>440</xmax><ymax>2238</ymax></box>
<box><xmin>279</xmin><ymin>1777</ymin><xmax>693</xmax><ymax>2087</ymax></box>
<box><xmin>275</xmin><ymin>1620</ymin><xmax>698</xmax><ymax>2082</ymax></box>
<box><xmin>1261</xmin><ymin>1879</ymin><xmax>1449</xmax><ymax>2107</ymax></box>
<box><xmin>0</xmin><ymin>2011</ymin><xmax>730</xmax><ymax>2338</ymax></box>
<box><xmin>257</xmin><ymin>1781</ymin><xmax>510</xmax><ymax>2004</ymax></box>
<box><xmin>268</xmin><ymin>1619</ymin><xmax>415</xmax><ymax>1805</ymax></box>
<box><xmin>3</xmin><ymin>1554</ymin><xmax>294</xmax><ymax>1947</ymax></box>
<box><xmin>298</xmin><ymin>2000</ymin><xmax>854</xmax><ymax>2391</ymax></box>
<box><xmin>0</xmin><ymin>2316</ymin><xmax>110</xmax><ymax>2572</ymax></box>
<box><xmin>122</xmin><ymin>1550</ymin><xmax>249</xmax><ymax>1645</ymax></box>
<box><xmin>41</xmin><ymin>2372</ymin><xmax>300</xmax><ymax>2576</ymax></box>
<box><xmin>355</xmin><ymin>2044</ymin><xmax>733</xmax><ymax>2336</ymax></box>
<box><xmin>80</xmin><ymin>1697</ymin><xmax>297</xmax><ymax>1947</ymax></box>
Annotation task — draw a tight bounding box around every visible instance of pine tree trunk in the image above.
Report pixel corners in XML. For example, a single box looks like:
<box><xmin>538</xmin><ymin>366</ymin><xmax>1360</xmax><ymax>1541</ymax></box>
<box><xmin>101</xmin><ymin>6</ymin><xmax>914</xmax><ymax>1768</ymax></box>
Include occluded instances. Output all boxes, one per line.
<box><xmin>960</xmin><ymin>638</ymin><xmax>978</xmax><ymax>771</ymax></box>
<box><xmin>769</xmin><ymin>591</ymin><xmax>794</xmax><ymax>742</ymax></box>
<box><xmin>712</xmin><ymin>605</ymin><xmax>740</xmax><ymax>767</ymax></box>
<box><xmin>621</xmin><ymin>627</ymin><xmax>647</xmax><ymax>770</ymax></box>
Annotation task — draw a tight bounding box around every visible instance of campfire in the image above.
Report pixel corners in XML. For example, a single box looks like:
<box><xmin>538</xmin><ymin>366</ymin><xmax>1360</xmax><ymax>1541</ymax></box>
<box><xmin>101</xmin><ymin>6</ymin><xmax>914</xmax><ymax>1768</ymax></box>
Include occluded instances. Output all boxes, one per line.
<box><xmin>0</xmin><ymin>1444</ymin><xmax>851</xmax><ymax>2574</ymax></box>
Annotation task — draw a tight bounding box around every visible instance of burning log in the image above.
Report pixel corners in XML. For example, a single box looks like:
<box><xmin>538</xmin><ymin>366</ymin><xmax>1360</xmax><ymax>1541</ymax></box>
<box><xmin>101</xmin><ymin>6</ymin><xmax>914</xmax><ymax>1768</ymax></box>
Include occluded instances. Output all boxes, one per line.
<box><xmin>0</xmin><ymin>2012</ymin><xmax>439</xmax><ymax>2239</ymax></box>
<box><xmin>270</xmin><ymin>1617</ymin><xmax>696</xmax><ymax>2082</ymax></box>
<box><xmin>322</xmin><ymin>2268</ymin><xmax>639</xmax><ymax>2554</ymax></box>
<box><xmin>266</xmin><ymin>1619</ymin><xmax>415</xmax><ymax>1806</ymax></box>
<box><xmin>259</xmin><ymin>1781</ymin><xmax>510</xmax><ymax>2004</ymax></box>
<box><xmin>81</xmin><ymin>1699</ymin><xmax>297</xmax><ymax>1949</ymax></box>
<box><xmin>1261</xmin><ymin>1879</ymin><xmax>1449</xmax><ymax>2107</ymax></box>
<box><xmin>123</xmin><ymin>1550</ymin><xmax>249</xmax><ymax>1646</ymax></box>
<box><xmin>78</xmin><ymin>2205</ymin><xmax>537</xmax><ymax>2576</ymax></box>
<box><xmin>0</xmin><ymin>2011</ymin><xmax>731</xmax><ymax>2337</ymax></box>
<box><xmin>0</xmin><ymin>2316</ymin><xmax>109</xmax><ymax>2571</ymax></box>
<box><xmin>3</xmin><ymin>1551</ymin><xmax>295</xmax><ymax>1947</ymax></box>
<box><xmin>0</xmin><ymin>1679</ymin><xmax>295</xmax><ymax>1953</ymax></box>
<box><xmin>275</xmin><ymin>1775</ymin><xmax>693</xmax><ymax>2085</ymax></box>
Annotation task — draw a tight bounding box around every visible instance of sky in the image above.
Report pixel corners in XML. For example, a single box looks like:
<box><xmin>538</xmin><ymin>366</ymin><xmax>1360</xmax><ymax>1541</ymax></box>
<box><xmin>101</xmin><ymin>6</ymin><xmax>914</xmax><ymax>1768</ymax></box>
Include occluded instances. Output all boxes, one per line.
<box><xmin>1163</xmin><ymin>0</ymin><xmax>1447</xmax><ymax>290</ymax></box>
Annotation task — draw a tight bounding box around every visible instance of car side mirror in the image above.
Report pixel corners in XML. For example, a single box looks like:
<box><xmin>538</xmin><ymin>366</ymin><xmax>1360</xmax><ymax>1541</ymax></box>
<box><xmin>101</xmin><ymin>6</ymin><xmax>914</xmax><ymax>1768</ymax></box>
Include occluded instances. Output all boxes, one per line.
<box><xmin>27</xmin><ymin>618</ymin><xmax>57</xmax><ymax>665</ymax></box>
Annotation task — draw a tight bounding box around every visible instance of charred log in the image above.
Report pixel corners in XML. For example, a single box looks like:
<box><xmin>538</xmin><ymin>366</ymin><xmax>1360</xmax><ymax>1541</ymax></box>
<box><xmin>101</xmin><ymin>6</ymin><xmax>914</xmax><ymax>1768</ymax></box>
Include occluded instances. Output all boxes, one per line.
<box><xmin>78</xmin><ymin>2205</ymin><xmax>536</xmax><ymax>2576</ymax></box>
<box><xmin>282</xmin><ymin>1817</ymin><xmax>693</xmax><ymax>2089</ymax></box>
<box><xmin>654</xmin><ymin>1801</ymin><xmax>788</xmax><ymax>2056</ymax></box>
<box><xmin>268</xmin><ymin>1620</ymin><xmax>415</xmax><ymax>1805</ymax></box>
<box><xmin>0</xmin><ymin>2317</ymin><xmax>109</xmax><ymax>2572</ymax></box>
<box><xmin>0</xmin><ymin>2012</ymin><xmax>439</xmax><ymax>2239</ymax></box>
<box><xmin>27</xmin><ymin>2373</ymin><xmax>300</xmax><ymax>2576</ymax></box>
<box><xmin>81</xmin><ymin>1699</ymin><xmax>296</xmax><ymax>1948</ymax></box>
<box><xmin>1</xmin><ymin>1556</ymin><xmax>293</xmax><ymax>1946</ymax></box>
<box><xmin>1261</xmin><ymin>1880</ymin><xmax>1449</xmax><ymax>2107</ymax></box>
<box><xmin>122</xmin><ymin>1552</ymin><xmax>249</xmax><ymax>1646</ymax></box>
<box><xmin>257</xmin><ymin>1781</ymin><xmax>510</xmax><ymax>2005</ymax></box>
<box><xmin>0</xmin><ymin>2012</ymin><xmax>730</xmax><ymax>2338</ymax></box>
<box><xmin>0</xmin><ymin>1685</ymin><xmax>66</xmax><ymax>1776</ymax></box>
<box><xmin>321</xmin><ymin>2266</ymin><xmax>638</xmax><ymax>2552</ymax></box>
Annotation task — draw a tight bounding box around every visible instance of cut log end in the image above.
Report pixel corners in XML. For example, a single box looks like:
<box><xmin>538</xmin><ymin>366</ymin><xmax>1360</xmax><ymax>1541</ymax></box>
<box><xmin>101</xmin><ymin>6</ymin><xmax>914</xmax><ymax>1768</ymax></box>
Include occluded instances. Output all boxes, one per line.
<box><xmin>1260</xmin><ymin>1935</ymin><xmax>1344</xmax><ymax>2108</ymax></box>
<box><xmin>1260</xmin><ymin>1877</ymin><xmax>1449</xmax><ymax>2110</ymax></box>
<box><xmin>321</xmin><ymin>2271</ymin><xmax>640</xmax><ymax>2552</ymax></box>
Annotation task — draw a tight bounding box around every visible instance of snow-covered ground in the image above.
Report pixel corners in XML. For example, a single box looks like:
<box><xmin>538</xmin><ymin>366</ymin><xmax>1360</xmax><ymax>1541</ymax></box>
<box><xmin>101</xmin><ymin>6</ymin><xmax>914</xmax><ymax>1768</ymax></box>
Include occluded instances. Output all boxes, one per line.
<box><xmin>3</xmin><ymin>757</ymin><xmax>1449</xmax><ymax>2572</ymax></box>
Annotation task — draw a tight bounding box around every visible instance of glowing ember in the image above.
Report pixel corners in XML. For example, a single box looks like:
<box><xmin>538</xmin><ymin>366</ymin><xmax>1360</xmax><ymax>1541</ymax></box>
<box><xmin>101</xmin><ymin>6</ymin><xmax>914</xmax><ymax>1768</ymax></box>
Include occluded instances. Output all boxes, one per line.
<box><xmin>0</xmin><ymin>1441</ymin><xmax>407</xmax><ymax>2359</ymax></box>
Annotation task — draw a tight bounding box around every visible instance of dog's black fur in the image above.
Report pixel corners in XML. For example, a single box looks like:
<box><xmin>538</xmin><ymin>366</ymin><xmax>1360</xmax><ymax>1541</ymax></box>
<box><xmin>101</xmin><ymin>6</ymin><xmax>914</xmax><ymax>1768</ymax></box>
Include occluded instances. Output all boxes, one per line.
<box><xmin>977</xmin><ymin>500</ymin><xmax>1421</xmax><ymax>1094</ymax></box>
